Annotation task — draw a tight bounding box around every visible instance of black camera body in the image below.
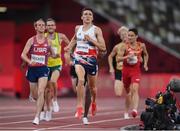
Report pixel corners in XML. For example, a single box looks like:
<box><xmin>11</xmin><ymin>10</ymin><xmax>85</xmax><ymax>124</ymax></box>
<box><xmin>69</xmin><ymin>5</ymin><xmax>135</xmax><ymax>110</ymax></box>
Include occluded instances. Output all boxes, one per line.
<box><xmin>140</xmin><ymin>78</ymin><xmax>180</xmax><ymax>130</ymax></box>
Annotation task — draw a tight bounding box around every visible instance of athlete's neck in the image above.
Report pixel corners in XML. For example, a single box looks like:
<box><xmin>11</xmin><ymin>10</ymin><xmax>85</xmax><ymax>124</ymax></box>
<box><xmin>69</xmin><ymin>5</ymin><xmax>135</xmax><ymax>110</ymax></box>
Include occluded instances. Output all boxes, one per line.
<box><xmin>36</xmin><ymin>33</ymin><xmax>44</xmax><ymax>39</ymax></box>
<box><xmin>83</xmin><ymin>23</ymin><xmax>93</xmax><ymax>31</ymax></box>
<box><xmin>36</xmin><ymin>33</ymin><xmax>45</xmax><ymax>43</ymax></box>
<box><xmin>130</xmin><ymin>41</ymin><xmax>137</xmax><ymax>47</ymax></box>
<box><xmin>48</xmin><ymin>32</ymin><xmax>55</xmax><ymax>40</ymax></box>
<box><xmin>122</xmin><ymin>39</ymin><xmax>126</xmax><ymax>43</ymax></box>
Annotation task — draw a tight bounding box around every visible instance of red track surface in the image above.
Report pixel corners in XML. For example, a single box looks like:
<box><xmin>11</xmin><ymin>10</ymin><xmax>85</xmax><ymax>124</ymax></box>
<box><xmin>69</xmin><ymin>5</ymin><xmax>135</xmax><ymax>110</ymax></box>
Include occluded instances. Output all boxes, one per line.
<box><xmin>0</xmin><ymin>97</ymin><xmax>145</xmax><ymax>130</ymax></box>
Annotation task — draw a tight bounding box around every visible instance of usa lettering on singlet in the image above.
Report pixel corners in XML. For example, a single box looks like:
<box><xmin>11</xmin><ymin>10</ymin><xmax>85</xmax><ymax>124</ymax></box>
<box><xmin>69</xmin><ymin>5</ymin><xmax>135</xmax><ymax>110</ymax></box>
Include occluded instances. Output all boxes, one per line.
<box><xmin>29</xmin><ymin>36</ymin><xmax>49</xmax><ymax>66</ymax></box>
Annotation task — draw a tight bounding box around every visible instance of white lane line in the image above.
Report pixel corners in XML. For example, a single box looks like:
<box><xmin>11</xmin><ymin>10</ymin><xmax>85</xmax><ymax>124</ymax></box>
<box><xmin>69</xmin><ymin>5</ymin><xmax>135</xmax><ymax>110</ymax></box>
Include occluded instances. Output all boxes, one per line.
<box><xmin>60</xmin><ymin>127</ymin><xmax>117</xmax><ymax>129</ymax></box>
<box><xmin>0</xmin><ymin>107</ymin><xmax>73</xmax><ymax>110</ymax></box>
<box><xmin>0</xmin><ymin>109</ymin><xmax>125</xmax><ymax>126</ymax></box>
<box><xmin>0</xmin><ymin>106</ymin><xmax>35</xmax><ymax>110</ymax></box>
<box><xmin>35</xmin><ymin>116</ymin><xmax>140</xmax><ymax>131</ymax></box>
<box><xmin>0</xmin><ymin>107</ymin><xmax>122</xmax><ymax>119</ymax></box>
<box><xmin>0</xmin><ymin>113</ymin><xmax>33</xmax><ymax>119</ymax></box>
<box><xmin>0</xmin><ymin>106</ymin><xmax>118</xmax><ymax>114</ymax></box>
<box><xmin>0</xmin><ymin>110</ymin><xmax>73</xmax><ymax>119</ymax></box>
<box><xmin>0</xmin><ymin>110</ymin><xmax>34</xmax><ymax>115</ymax></box>
<box><xmin>0</xmin><ymin>127</ymin><xmax>37</xmax><ymax>130</ymax></box>
<box><xmin>35</xmin><ymin>109</ymin><xmax>143</xmax><ymax>131</ymax></box>
<box><xmin>0</xmin><ymin>127</ymin><xmax>112</xmax><ymax>130</ymax></box>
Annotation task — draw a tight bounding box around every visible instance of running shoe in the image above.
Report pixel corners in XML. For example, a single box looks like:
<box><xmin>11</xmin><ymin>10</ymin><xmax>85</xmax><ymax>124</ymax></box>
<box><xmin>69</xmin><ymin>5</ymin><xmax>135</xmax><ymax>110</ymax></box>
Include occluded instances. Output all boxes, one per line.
<box><xmin>124</xmin><ymin>112</ymin><xmax>130</xmax><ymax>119</ymax></box>
<box><xmin>29</xmin><ymin>95</ymin><xmax>36</xmax><ymax>102</ymax></box>
<box><xmin>45</xmin><ymin>111</ymin><xmax>52</xmax><ymax>121</ymax></box>
<box><xmin>32</xmin><ymin>117</ymin><xmax>39</xmax><ymax>125</ymax></box>
<box><xmin>131</xmin><ymin>109</ymin><xmax>138</xmax><ymax>118</ymax></box>
<box><xmin>52</xmin><ymin>100</ymin><xmax>59</xmax><ymax>112</ymax></box>
<box><xmin>91</xmin><ymin>102</ymin><xmax>97</xmax><ymax>116</ymax></box>
<box><xmin>40</xmin><ymin>111</ymin><xmax>46</xmax><ymax>121</ymax></box>
<box><xmin>75</xmin><ymin>107</ymin><xmax>83</xmax><ymax>119</ymax></box>
<box><xmin>82</xmin><ymin>117</ymin><xmax>89</xmax><ymax>125</ymax></box>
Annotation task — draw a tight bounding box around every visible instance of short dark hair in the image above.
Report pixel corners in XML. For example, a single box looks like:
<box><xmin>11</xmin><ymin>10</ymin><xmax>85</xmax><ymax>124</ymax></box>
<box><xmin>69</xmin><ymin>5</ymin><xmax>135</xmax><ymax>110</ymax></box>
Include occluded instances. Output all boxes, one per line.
<box><xmin>46</xmin><ymin>18</ymin><xmax>56</xmax><ymax>23</ymax></box>
<box><xmin>81</xmin><ymin>7</ymin><xmax>93</xmax><ymax>15</ymax></box>
<box><xmin>34</xmin><ymin>18</ymin><xmax>45</xmax><ymax>27</ymax></box>
<box><xmin>129</xmin><ymin>28</ymin><xmax>138</xmax><ymax>35</ymax></box>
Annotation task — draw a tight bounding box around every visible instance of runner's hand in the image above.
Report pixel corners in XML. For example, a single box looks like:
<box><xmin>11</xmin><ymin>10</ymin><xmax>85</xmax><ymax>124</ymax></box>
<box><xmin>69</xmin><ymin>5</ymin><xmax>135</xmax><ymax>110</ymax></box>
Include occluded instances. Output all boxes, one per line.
<box><xmin>144</xmin><ymin>63</ymin><xmax>148</xmax><ymax>71</ymax></box>
<box><xmin>20</xmin><ymin>62</ymin><xmax>27</xmax><ymax>70</ymax></box>
<box><xmin>29</xmin><ymin>61</ymin><xmax>36</xmax><ymax>66</ymax></box>
<box><xmin>109</xmin><ymin>68</ymin><xmax>115</xmax><ymax>73</ymax></box>
<box><xmin>84</xmin><ymin>35</ymin><xmax>91</xmax><ymax>41</ymax></box>
<box><xmin>64</xmin><ymin>46</ymin><xmax>70</xmax><ymax>52</ymax></box>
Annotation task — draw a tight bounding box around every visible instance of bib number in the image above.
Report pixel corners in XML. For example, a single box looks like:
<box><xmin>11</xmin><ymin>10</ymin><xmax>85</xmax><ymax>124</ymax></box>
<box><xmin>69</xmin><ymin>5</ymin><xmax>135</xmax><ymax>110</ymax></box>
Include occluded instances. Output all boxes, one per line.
<box><xmin>76</xmin><ymin>42</ymin><xmax>89</xmax><ymax>53</ymax></box>
<box><xmin>127</xmin><ymin>55</ymin><xmax>138</xmax><ymax>65</ymax></box>
<box><xmin>31</xmin><ymin>54</ymin><xmax>45</xmax><ymax>64</ymax></box>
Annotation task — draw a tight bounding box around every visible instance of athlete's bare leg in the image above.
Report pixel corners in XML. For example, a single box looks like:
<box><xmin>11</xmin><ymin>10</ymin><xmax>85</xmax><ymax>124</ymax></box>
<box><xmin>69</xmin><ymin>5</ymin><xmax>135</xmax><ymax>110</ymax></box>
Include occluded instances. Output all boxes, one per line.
<box><xmin>71</xmin><ymin>77</ymin><xmax>77</xmax><ymax>93</ymax></box>
<box><xmin>88</xmin><ymin>74</ymin><xmax>97</xmax><ymax>103</ymax></box>
<box><xmin>114</xmin><ymin>80</ymin><xmax>123</xmax><ymax>96</ymax></box>
<box><xmin>125</xmin><ymin>92</ymin><xmax>131</xmax><ymax>110</ymax></box>
<box><xmin>45</xmin><ymin>82</ymin><xmax>52</xmax><ymax>111</ymax></box>
<box><xmin>71</xmin><ymin>70</ymin><xmax>91</xmax><ymax>123</ymax></box>
<box><xmin>29</xmin><ymin>83</ymin><xmax>38</xmax><ymax>101</ymax></box>
<box><xmin>130</xmin><ymin>83</ymin><xmax>139</xmax><ymax>109</ymax></box>
<box><xmin>84</xmin><ymin>85</ymin><xmax>91</xmax><ymax>117</ymax></box>
<box><xmin>74</xmin><ymin>64</ymin><xmax>86</xmax><ymax>119</ymax></box>
<box><xmin>30</xmin><ymin>82</ymin><xmax>46</xmax><ymax>121</ymax></box>
<box><xmin>35</xmin><ymin>77</ymin><xmax>48</xmax><ymax>118</ymax></box>
<box><xmin>75</xmin><ymin>65</ymin><xmax>85</xmax><ymax>108</ymax></box>
<box><xmin>50</xmin><ymin>70</ymin><xmax>60</xmax><ymax>101</ymax></box>
<box><xmin>49</xmin><ymin>70</ymin><xmax>60</xmax><ymax>112</ymax></box>
<box><xmin>88</xmin><ymin>74</ymin><xmax>97</xmax><ymax>116</ymax></box>
<box><xmin>82</xmin><ymin>84</ymin><xmax>91</xmax><ymax>125</ymax></box>
<box><xmin>130</xmin><ymin>83</ymin><xmax>139</xmax><ymax>117</ymax></box>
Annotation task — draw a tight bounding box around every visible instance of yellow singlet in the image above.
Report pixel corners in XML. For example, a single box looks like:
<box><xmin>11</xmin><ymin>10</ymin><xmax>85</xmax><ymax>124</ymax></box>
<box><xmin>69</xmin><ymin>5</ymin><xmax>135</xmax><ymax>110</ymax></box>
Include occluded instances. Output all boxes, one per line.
<box><xmin>45</xmin><ymin>32</ymin><xmax>62</xmax><ymax>67</ymax></box>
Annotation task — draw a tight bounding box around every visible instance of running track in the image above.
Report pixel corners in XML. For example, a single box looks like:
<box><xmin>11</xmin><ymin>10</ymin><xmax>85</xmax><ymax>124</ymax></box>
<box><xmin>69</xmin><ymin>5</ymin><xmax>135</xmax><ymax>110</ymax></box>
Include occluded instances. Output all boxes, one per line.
<box><xmin>0</xmin><ymin>97</ymin><xmax>145</xmax><ymax>131</ymax></box>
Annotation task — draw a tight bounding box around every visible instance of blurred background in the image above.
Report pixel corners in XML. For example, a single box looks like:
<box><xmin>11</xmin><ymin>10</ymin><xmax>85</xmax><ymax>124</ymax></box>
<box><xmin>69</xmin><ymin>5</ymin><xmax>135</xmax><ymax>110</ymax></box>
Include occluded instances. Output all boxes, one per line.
<box><xmin>0</xmin><ymin>0</ymin><xmax>179</xmax><ymax>99</ymax></box>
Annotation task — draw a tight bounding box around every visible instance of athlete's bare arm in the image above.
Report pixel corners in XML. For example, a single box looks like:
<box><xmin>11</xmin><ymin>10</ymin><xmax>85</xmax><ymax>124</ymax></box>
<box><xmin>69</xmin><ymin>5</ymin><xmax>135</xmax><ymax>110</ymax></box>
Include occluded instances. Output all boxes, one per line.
<box><xmin>116</xmin><ymin>44</ymin><xmax>129</xmax><ymax>62</ymax></box>
<box><xmin>64</xmin><ymin>25</ymin><xmax>80</xmax><ymax>52</ymax></box>
<box><xmin>141</xmin><ymin>43</ymin><xmax>149</xmax><ymax>71</ymax></box>
<box><xmin>64</xmin><ymin>35</ymin><xmax>76</xmax><ymax>52</ymax></box>
<box><xmin>21</xmin><ymin>38</ymin><xmax>34</xmax><ymax>65</ymax></box>
<box><xmin>64</xmin><ymin>35</ymin><xmax>76</xmax><ymax>65</ymax></box>
<box><xmin>20</xmin><ymin>60</ymin><xmax>27</xmax><ymax>70</ymax></box>
<box><xmin>108</xmin><ymin>45</ymin><xmax>118</xmax><ymax>73</ymax></box>
<box><xmin>64</xmin><ymin>51</ymin><xmax>72</xmax><ymax>65</ymax></box>
<box><xmin>59</xmin><ymin>33</ymin><xmax>70</xmax><ymax>45</ymax></box>
<box><xmin>84</xmin><ymin>27</ymin><xmax>106</xmax><ymax>52</ymax></box>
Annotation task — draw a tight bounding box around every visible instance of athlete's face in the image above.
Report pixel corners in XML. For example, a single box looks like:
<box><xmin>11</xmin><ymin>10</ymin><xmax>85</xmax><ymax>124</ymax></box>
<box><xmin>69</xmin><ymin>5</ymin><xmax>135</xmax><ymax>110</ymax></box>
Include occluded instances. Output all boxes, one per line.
<box><xmin>119</xmin><ymin>29</ymin><xmax>128</xmax><ymax>42</ymax></box>
<box><xmin>35</xmin><ymin>20</ymin><xmax>45</xmax><ymax>33</ymax></box>
<box><xmin>81</xmin><ymin>10</ymin><xmax>93</xmax><ymax>24</ymax></box>
<box><xmin>46</xmin><ymin>21</ymin><xmax>56</xmax><ymax>33</ymax></box>
<box><xmin>128</xmin><ymin>31</ymin><xmax>137</xmax><ymax>43</ymax></box>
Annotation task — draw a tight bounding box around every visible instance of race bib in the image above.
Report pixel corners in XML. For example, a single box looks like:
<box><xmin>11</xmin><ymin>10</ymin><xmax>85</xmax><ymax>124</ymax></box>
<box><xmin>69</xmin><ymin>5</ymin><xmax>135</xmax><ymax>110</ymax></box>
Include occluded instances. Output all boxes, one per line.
<box><xmin>127</xmin><ymin>55</ymin><xmax>138</xmax><ymax>65</ymax></box>
<box><xmin>76</xmin><ymin>42</ymin><xmax>89</xmax><ymax>53</ymax></box>
<box><xmin>52</xmin><ymin>47</ymin><xmax>58</xmax><ymax>54</ymax></box>
<box><xmin>31</xmin><ymin>54</ymin><xmax>45</xmax><ymax>64</ymax></box>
